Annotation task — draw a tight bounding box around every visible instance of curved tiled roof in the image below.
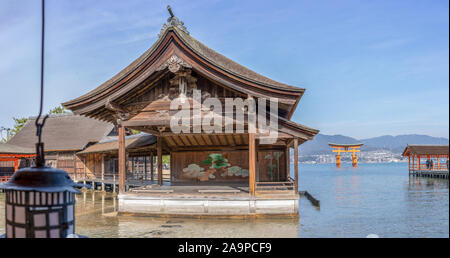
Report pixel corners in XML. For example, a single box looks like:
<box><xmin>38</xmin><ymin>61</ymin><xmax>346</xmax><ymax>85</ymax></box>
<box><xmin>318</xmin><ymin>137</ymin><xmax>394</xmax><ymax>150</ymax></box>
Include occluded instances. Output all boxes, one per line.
<box><xmin>0</xmin><ymin>143</ymin><xmax>35</xmax><ymax>155</ymax></box>
<box><xmin>7</xmin><ymin>114</ymin><xmax>114</xmax><ymax>151</ymax></box>
<box><xmin>63</xmin><ymin>24</ymin><xmax>303</xmax><ymax>107</ymax></box>
<box><xmin>78</xmin><ymin>133</ymin><xmax>156</xmax><ymax>154</ymax></box>
<box><xmin>402</xmin><ymin>145</ymin><xmax>449</xmax><ymax>156</ymax></box>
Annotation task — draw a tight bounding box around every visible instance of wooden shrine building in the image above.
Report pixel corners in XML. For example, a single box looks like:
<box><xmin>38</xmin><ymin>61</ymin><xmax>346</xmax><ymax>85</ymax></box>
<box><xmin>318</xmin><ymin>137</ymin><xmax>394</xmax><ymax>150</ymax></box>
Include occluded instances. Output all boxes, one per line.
<box><xmin>402</xmin><ymin>145</ymin><xmax>449</xmax><ymax>175</ymax></box>
<box><xmin>329</xmin><ymin>143</ymin><xmax>363</xmax><ymax>168</ymax></box>
<box><xmin>7</xmin><ymin>114</ymin><xmax>114</xmax><ymax>180</ymax></box>
<box><xmin>63</xmin><ymin>7</ymin><xmax>319</xmax><ymax>216</ymax></box>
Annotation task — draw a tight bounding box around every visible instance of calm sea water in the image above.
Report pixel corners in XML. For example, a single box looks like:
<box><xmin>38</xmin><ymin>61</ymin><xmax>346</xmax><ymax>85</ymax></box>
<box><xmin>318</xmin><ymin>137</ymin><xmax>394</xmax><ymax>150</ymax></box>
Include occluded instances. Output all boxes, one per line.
<box><xmin>0</xmin><ymin>163</ymin><xmax>448</xmax><ymax>238</ymax></box>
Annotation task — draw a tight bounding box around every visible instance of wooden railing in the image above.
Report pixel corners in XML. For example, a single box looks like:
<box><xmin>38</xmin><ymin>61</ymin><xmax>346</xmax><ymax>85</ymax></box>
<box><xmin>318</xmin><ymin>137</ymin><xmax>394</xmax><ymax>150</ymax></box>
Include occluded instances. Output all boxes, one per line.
<box><xmin>410</xmin><ymin>163</ymin><xmax>449</xmax><ymax>171</ymax></box>
<box><xmin>255</xmin><ymin>179</ymin><xmax>295</xmax><ymax>194</ymax></box>
<box><xmin>0</xmin><ymin>176</ymin><xmax>11</xmax><ymax>183</ymax></box>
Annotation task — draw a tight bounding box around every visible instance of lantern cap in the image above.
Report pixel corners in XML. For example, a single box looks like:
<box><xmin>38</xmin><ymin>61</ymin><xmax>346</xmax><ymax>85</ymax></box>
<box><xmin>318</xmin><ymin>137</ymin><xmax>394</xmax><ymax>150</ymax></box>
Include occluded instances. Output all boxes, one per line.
<box><xmin>0</xmin><ymin>166</ymin><xmax>83</xmax><ymax>193</ymax></box>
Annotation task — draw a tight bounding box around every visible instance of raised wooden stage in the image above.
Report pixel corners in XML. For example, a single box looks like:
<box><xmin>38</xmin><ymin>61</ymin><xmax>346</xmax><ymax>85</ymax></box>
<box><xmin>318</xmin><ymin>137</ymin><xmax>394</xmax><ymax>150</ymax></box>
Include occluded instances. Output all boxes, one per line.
<box><xmin>118</xmin><ymin>183</ymin><xmax>299</xmax><ymax>217</ymax></box>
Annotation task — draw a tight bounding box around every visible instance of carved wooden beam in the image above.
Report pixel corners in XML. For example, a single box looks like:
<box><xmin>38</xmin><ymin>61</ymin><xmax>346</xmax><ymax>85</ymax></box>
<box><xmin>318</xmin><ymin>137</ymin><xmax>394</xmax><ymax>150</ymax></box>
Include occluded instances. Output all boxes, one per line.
<box><xmin>105</xmin><ymin>98</ymin><xmax>131</xmax><ymax>122</ymax></box>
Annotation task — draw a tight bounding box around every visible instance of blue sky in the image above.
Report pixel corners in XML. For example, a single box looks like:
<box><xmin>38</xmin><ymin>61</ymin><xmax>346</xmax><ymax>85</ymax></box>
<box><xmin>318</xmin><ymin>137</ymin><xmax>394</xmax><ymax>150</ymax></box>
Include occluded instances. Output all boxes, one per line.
<box><xmin>0</xmin><ymin>0</ymin><xmax>448</xmax><ymax>139</ymax></box>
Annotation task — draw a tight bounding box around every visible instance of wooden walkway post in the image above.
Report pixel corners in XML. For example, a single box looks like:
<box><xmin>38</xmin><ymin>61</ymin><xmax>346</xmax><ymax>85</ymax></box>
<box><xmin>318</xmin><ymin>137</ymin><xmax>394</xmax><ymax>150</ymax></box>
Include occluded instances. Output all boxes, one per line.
<box><xmin>150</xmin><ymin>152</ymin><xmax>154</xmax><ymax>182</ymax></box>
<box><xmin>113</xmin><ymin>175</ymin><xmax>116</xmax><ymax>193</ymax></box>
<box><xmin>294</xmin><ymin>138</ymin><xmax>299</xmax><ymax>193</ymax></box>
<box><xmin>101</xmin><ymin>155</ymin><xmax>105</xmax><ymax>192</ymax></box>
<box><xmin>408</xmin><ymin>155</ymin><xmax>411</xmax><ymax>175</ymax></box>
<box><xmin>118</xmin><ymin>124</ymin><xmax>126</xmax><ymax>193</ymax></box>
<box><xmin>73</xmin><ymin>154</ymin><xmax>77</xmax><ymax>181</ymax></box>
<box><xmin>249</xmin><ymin>132</ymin><xmax>256</xmax><ymax>196</ymax></box>
<box><xmin>157</xmin><ymin>137</ymin><xmax>163</xmax><ymax>185</ymax></box>
<box><xmin>144</xmin><ymin>155</ymin><xmax>148</xmax><ymax>181</ymax></box>
<box><xmin>286</xmin><ymin>146</ymin><xmax>290</xmax><ymax>180</ymax></box>
<box><xmin>83</xmin><ymin>157</ymin><xmax>87</xmax><ymax>188</ymax></box>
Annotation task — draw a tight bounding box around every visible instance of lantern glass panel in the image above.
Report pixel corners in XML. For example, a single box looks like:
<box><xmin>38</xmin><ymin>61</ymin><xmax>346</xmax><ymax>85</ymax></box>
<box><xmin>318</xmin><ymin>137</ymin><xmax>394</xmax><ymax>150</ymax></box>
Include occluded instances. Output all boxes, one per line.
<box><xmin>53</xmin><ymin>193</ymin><xmax>58</xmax><ymax>205</ymax></box>
<box><xmin>67</xmin><ymin>205</ymin><xmax>74</xmax><ymax>221</ymax></box>
<box><xmin>29</xmin><ymin>192</ymin><xmax>34</xmax><ymax>205</ymax></box>
<box><xmin>15</xmin><ymin>227</ymin><xmax>26</xmax><ymax>238</ymax></box>
<box><xmin>33</xmin><ymin>213</ymin><xmax>46</xmax><ymax>227</ymax></box>
<box><xmin>14</xmin><ymin>206</ymin><xmax>26</xmax><ymax>224</ymax></box>
<box><xmin>6</xmin><ymin>204</ymin><xmax>12</xmax><ymax>221</ymax></box>
<box><xmin>35</xmin><ymin>230</ymin><xmax>46</xmax><ymax>238</ymax></box>
<box><xmin>59</xmin><ymin>193</ymin><xmax>64</xmax><ymax>204</ymax></box>
<box><xmin>49</xmin><ymin>212</ymin><xmax>59</xmax><ymax>226</ymax></box>
<box><xmin>6</xmin><ymin>225</ymin><xmax>13</xmax><ymax>238</ymax></box>
<box><xmin>50</xmin><ymin>229</ymin><xmax>60</xmax><ymax>238</ymax></box>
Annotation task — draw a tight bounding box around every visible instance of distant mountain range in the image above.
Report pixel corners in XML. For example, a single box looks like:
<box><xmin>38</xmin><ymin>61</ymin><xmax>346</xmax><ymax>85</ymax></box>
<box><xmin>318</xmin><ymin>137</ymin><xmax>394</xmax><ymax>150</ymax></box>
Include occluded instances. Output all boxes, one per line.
<box><xmin>299</xmin><ymin>134</ymin><xmax>449</xmax><ymax>155</ymax></box>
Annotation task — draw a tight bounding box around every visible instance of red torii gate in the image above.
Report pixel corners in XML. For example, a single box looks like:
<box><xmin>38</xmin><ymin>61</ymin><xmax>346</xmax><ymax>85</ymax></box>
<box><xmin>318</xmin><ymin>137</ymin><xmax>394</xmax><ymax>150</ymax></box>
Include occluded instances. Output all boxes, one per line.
<box><xmin>329</xmin><ymin>143</ymin><xmax>363</xmax><ymax>168</ymax></box>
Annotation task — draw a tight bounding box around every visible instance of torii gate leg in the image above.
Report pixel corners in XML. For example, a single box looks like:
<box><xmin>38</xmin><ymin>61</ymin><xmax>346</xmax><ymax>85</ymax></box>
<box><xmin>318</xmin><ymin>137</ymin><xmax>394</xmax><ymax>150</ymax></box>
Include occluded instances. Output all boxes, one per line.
<box><xmin>336</xmin><ymin>148</ymin><xmax>341</xmax><ymax>168</ymax></box>
<box><xmin>352</xmin><ymin>154</ymin><xmax>358</xmax><ymax>167</ymax></box>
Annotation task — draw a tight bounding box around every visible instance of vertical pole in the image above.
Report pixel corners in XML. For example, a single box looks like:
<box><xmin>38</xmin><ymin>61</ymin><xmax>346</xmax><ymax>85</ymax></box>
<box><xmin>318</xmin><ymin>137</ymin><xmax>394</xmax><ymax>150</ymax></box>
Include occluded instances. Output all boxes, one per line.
<box><xmin>408</xmin><ymin>155</ymin><xmax>411</xmax><ymax>175</ymax></box>
<box><xmin>113</xmin><ymin>175</ymin><xmax>116</xmax><ymax>194</ymax></box>
<box><xmin>150</xmin><ymin>152</ymin><xmax>154</xmax><ymax>182</ymax></box>
<box><xmin>101</xmin><ymin>155</ymin><xmax>105</xmax><ymax>192</ymax></box>
<box><xmin>437</xmin><ymin>155</ymin><xmax>440</xmax><ymax>170</ymax></box>
<box><xmin>131</xmin><ymin>157</ymin><xmax>136</xmax><ymax>178</ymax></box>
<box><xmin>417</xmin><ymin>155</ymin><xmax>420</xmax><ymax>170</ymax></box>
<box><xmin>249</xmin><ymin>132</ymin><xmax>256</xmax><ymax>196</ymax></box>
<box><xmin>336</xmin><ymin>147</ymin><xmax>341</xmax><ymax>168</ymax></box>
<box><xmin>73</xmin><ymin>153</ymin><xmax>77</xmax><ymax>181</ymax></box>
<box><xmin>14</xmin><ymin>159</ymin><xmax>18</xmax><ymax>172</ymax></box>
<box><xmin>157</xmin><ymin>137</ymin><xmax>163</xmax><ymax>185</ymax></box>
<box><xmin>294</xmin><ymin>138</ymin><xmax>299</xmax><ymax>193</ymax></box>
<box><xmin>118</xmin><ymin>124</ymin><xmax>126</xmax><ymax>193</ymax></box>
<box><xmin>286</xmin><ymin>146</ymin><xmax>290</xmax><ymax>180</ymax></box>
<box><xmin>144</xmin><ymin>155</ymin><xmax>148</xmax><ymax>181</ymax></box>
<box><xmin>83</xmin><ymin>156</ymin><xmax>87</xmax><ymax>187</ymax></box>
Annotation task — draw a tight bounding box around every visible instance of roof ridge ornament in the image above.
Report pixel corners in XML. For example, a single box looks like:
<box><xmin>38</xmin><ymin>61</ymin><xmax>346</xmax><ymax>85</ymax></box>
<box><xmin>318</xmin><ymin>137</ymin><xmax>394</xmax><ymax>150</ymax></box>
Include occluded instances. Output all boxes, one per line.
<box><xmin>158</xmin><ymin>5</ymin><xmax>189</xmax><ymax>38</ymax></box>
<box><xmin>157</xmin><ymin>54</ymin><xmax>192</xmax><ymax>73</ymax></box>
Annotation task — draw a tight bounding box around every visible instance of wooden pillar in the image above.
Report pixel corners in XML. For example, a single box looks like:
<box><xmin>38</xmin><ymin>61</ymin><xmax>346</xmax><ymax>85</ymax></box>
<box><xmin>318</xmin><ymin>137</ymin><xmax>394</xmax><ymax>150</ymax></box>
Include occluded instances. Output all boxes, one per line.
<box><xmin>408</xmin><ymin>155</ymin><xmax>411</xmax><ymax>174</ymax></box>
<box><xmin>249</xmin><ymin>132</ymin><xmax>256</xmax><ymax>196</ymax></box>
<box><xmin>294</xmin><ymin>138</ymin><xmax>299</xmax><ymax>193</ymax></box>
<box><xmin>417</xmin><ymin>155</ymin><xmax>420</xmax><ymax>170</ymax></box>
<box><xmin>144</xmin><ymin>155</ymin><xmax>148</xmax><ymax>181</ymax></box>
<box><xmin>336</xmin><ymin>147</ymin><xmax>341</xmax><ymax>168</ymax></box>
<box><xmin>83</xmin><ymin>156</ymin><xmax>87</xmax><ymax>186</ymax></box>
<box><xmin>101</xmin><ymin>155</ymin><xmax>105</xmax><ymax>192</ymax></box>
<box><xmin>150</xmin><ymin>152</ymin><xmax>154</xmax><ymax>182</ymax></box>
<box><xmin>125</xmin><ymin>153</ymin><xmax>129</xmax><ymax>181</ymax></box>
<box><xmin>286</xmin><ymin>146</ymin><xmax>290</xmax><ymax>180</ymax></box>
<box><xmin>14</xmin><ymin>159</ymin><xmax>18</xmax><ymax>172</ymax></box>
<box><xmin>157</xmin><ymin>137</ymin><xmax>163</xmax><ymax>185</ymax></box>
<box><xmin>118</xmin><ymin>124</ymin><xmax>126</xmax><ymax>193</ymax></box>
<box><xmin>437</xmin><ymin>155</ymin><xmax>440</xmax><ymax>170</ymax></box>
<box><xmin>73</xmin><ymin>153</ymin><xmax>77</xmax><ymax>181</ymax></box>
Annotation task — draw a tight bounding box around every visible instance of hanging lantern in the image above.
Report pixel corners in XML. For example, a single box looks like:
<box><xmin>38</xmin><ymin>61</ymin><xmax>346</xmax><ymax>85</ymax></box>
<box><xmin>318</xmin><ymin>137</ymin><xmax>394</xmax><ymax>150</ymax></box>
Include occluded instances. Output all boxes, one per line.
<box><xmin>0</xmin><ymin>167</ymin><xmax>83</xmax><ymax>238</ymax></box>
<box><xmin>0</xmin><ymin>0</ymin><xmax>87</xmax><ymax>238</ymax></box>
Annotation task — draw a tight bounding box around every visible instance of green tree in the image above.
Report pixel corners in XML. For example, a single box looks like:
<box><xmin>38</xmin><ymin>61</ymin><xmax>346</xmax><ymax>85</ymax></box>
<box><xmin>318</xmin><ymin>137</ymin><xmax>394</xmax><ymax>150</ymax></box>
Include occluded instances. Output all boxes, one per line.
<box><xmin>10</xmin><ymin>117</ymin><xmax>28</xmax><ymax>137</ymax></box>
<box><xmin>48</xmin><ymin>105</ymin><xmax>70</xmax><ymax>114</ymax></box>
<box><xmin>2</xmin><ymin>105</ymin><xmax>70</xmax><ymax>142</ymax></box>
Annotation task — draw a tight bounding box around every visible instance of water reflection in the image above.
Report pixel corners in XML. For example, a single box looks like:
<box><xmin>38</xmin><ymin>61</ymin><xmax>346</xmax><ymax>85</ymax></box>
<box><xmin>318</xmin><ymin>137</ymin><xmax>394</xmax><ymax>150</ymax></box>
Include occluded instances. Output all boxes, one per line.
<box><xmin>0</xmin><ymin>163</ymin><xmax>448</xmax><ymax>238</ymax></box>
<box><xmin>71</xmin><ymin>190</ymin><xmax>299</xmax><ymax>238</ymax></box>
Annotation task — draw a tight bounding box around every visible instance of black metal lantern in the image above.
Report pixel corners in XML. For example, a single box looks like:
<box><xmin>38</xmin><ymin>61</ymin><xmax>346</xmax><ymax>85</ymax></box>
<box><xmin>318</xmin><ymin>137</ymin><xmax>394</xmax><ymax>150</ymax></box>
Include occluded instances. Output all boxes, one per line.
<box><xmin>0</xmin><ymin>167</ymin><xmax>83</xmax><ymax>238</ymax></box>
<box><xmin>0</xmin><ymin>0</ymin><xmax>86</xmax><ymax>238</ymax></box>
